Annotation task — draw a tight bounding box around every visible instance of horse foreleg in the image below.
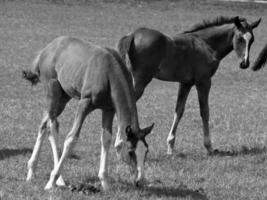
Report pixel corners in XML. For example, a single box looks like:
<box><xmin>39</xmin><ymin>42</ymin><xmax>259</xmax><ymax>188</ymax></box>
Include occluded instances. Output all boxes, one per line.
<box><xmin>26</xmin><ymin>112</ymin><xmax>49</xmax><ymax>181</ymax></box>
<box><xmin>44</xmin><ymin>98</ymin><xmax>92</xmax><ymax>190</ymax></box>
<box><xmin>98</xmin><ymin>110</ymin><xmax>114</xmax><ymax>190</ymax></box>
<box><xmin>196</xmin><ymin>80</ymin><xmax>212</xmax><ymax>154</ymax></box>
<box><xmin>167</xmin><ymin>83</ymin><xmax>192</xmax><ymax>155</ymax></box>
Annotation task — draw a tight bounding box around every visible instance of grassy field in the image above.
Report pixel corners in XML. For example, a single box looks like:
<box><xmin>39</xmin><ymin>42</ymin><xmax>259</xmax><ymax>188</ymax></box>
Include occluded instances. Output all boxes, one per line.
<box><xmin>0</xmin><ymin>0</ymin><xmax>266</xmax><ymax>199</ymax></box>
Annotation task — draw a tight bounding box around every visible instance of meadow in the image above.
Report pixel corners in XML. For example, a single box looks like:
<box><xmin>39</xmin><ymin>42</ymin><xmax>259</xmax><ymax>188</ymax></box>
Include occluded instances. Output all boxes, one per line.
<box><xmin>0</xmin><ymin>0</ymin><xmax>266</xmax><ymax>199</ymax></box>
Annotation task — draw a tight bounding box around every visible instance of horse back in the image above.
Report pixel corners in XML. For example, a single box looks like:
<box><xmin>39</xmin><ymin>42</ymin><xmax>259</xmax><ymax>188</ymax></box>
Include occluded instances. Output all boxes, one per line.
<box><xmin>37</xmin><ymin>37</ymin><xmax>111</xmax><ymax>103</ymax></box>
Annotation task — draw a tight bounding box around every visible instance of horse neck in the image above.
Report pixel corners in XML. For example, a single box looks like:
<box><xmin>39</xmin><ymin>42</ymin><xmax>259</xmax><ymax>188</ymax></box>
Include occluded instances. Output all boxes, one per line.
<box><xmin>193</xmin><ymin>24</ymin><xmax>234</xmax><ymax>60</ymax></box>
<box><xmin>109</xmin><ymin>64</ymin><xmax>140</xmax><ymax>137</ymax></box>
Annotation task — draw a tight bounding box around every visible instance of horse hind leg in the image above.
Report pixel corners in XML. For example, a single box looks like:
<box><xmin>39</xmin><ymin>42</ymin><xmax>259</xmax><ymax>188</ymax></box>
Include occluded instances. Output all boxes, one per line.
<box><xmin>167</xmin><ymin>83</ymin><xmax>192</xmax><ymax>155</ymax></box>
<box><xmin>46</xmin><ymin>79</ymin><xmax>70</xmax><ymax>186</ymax></box>
<box><xmin>26</xmin><ymin>112</ymin><xmax>49</xmax><ymax>182</ymax></box>
<box><xmin>45</xmin><ymin>98</ymin><xmax>93</xmax><ymax>190</ymax></box>
<box><xmin>133</xmin><ymin>72</ymin><xmax>153</xmax><ymax>100</ymax></box>
<box><xmin>47</xmin><ymin>119</ymin><xmax>65</xmax><ymax>186</ymax></box>
<box><xmin>26</xmin><ymin>79</ymin><xmax>70</xmax><ymax>184</ymax></box>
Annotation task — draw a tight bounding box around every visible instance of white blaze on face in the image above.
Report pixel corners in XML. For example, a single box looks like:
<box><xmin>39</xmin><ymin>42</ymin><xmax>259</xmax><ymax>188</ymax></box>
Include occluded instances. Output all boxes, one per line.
<box><xmin>135</xmin><ymin>140</ymin><xmax>148</xmax><ymax>181</ymax></box>
<box><xmin>243</xmin><ymin>32</ymin><xmax>252</xmax><ymax>62</ymax></box>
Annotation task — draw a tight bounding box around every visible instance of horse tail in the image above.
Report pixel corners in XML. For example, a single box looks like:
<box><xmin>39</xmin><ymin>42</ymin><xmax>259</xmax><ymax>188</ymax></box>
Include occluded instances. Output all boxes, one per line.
<box><xmin>117</xmin><ymin>33</ymin><xmax>134</xmax><ymax>70</ymax></box>
<box><xmin>252</xmin><ymin>43</ymin><xmax>267</xmax><ymax>71</ymax></box>
<box><xmin>22</xmin><ymin>52</ymin><xmax>41</xmax><ymax>85</ymax></box>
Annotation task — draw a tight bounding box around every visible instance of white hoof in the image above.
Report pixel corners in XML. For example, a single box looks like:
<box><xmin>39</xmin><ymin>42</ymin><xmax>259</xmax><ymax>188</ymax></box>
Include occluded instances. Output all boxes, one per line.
<box><xmin>26</xmin><ymin>169</ymin><xmax>34</xmax><ymax>182</ymax></box>
<box><xmin>101</xmin><ymin>181</ymin><xmax>110</xmax><ymax>191</ymax></box>
<box><xmin>44</xmin><ymin>181</ymin><xmax>54</xmax><ymax>190</ymax></box>
<box><xmin>44</xmin><ymin>178</ymin><xmax>55</xmax><ymax>190</ymax></box>
<box><xmin>167</xmin><ymin>147</ymin><xmax>173</xmax><ymax>155</ymax></box>
<box><xmin>56</xmin><ymin>176</ymin><xmax>66</xmax><ymax>187</ymax></box>
<box><xmin>99</xmin><ymin>177</ymin><xmax>111</xmax><ymax>191</ymax></box>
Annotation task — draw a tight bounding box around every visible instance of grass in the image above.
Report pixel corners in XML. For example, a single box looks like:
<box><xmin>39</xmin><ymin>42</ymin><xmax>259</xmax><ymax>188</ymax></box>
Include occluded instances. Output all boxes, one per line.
<box><xmin>0</xmin><ymin>0</ymin><xmax>266</xmax><ymax>199</ymax></box>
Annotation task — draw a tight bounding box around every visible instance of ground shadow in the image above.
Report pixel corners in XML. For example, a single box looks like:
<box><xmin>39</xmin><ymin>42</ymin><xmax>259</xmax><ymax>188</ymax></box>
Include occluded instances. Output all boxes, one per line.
<box><xmin>140</xmin><ymin>185</ymin><xmax>208</xmax><ymax>200</ymax></box>
<box><xmin>65</xmin><ymin>176</ymin><xmax>101</xmax><ymax>195</ymax></box>
<box><xmin>58</xmin><ymin>150</ymin><xmax>81</xmax><ymax>160</ymax></box>
<box><xmin>209</xmin><ymin>146</ymin><xmax>266</xmax><ymax>157</ymax></box>
<box><xmin>67</xmin><ymin>175</ymin><xmax>208</xmax><ymax>199</ymax></box>
<box><xmin>148</xmin><ymin>145</ymin><xmax>266</xmax><ymax>162</ymax></box>
<box><xmin>68</xmin><ymin>153</ymin><xmax>81</xmax><ymax>160</ymax></box>
<box><xmin>0</xmin><ymin>148</ymin><xmax>32</xmax><ymax>160</ymax></box>
<box><xmin>147</xmin><ymin>152</ymin><xmax>206</xmax><ymax>163</ymax></box>
<box><xmin>116</xmin><ymin>178</ymin><xmax>209</xmax><ymax>200</ymax></box>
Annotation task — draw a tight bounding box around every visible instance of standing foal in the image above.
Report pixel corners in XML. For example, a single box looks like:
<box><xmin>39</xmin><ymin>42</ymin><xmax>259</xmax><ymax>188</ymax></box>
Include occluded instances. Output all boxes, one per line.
<box><xmin>23</xmin><ymin>36</ymin><xmax>154</xmax><ymax>190</ymax></box>
<box><xmin>117</xmin><ymin>16</ymin><xmax>261</xmax><ymax>155</ymax></box>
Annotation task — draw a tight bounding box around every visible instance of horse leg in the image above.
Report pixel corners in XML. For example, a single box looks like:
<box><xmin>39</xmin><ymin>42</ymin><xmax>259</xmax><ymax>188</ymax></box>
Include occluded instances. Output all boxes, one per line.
<box><xmin>48</xmin><ymin>119</ymin><xmax>65</xmax><ymax>186</ymax></box>
<box><xmin>98</xmin><ymin>109</ymin><xmax>115</xmax><ymax>190</ymax></box>
<box><xmin>46</xmin><ymin>80</ymin><xmax>70</xmax><ymax>186</ymax></box>
<box><xmin>44</xmin><ymin>98</ymin><xmax>92</xmax><ymax>190</ymax></box>
<box><xmin>26</xmin><ymin>112</ymin><xmax>49</xmax><ymax>181</ymax></box>
<box><xmin>167</xmin><ymin>83</ymin><xmax>192</xmax><ymax>155</ymax></box>
<box><xmin>133</xmin><ymin>72</ymin><xmax>153</xmax><ymax>100</ymax></box>
<box><xmin>196</xmin><ymin>80</ymin><xmax>212</xmax><ymax>154</ymax></box>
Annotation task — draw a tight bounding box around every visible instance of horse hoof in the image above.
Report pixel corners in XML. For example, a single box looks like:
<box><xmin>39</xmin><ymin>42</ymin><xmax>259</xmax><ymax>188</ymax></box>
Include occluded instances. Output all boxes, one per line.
<box><xmin>26</xmin><ymin>170</ymin><xmax>34</xmax><ymax>182</ymax></box>
<box><xmin>134</xmin><ymin>178</ymin><xmax>146</xmax><ymax>188</ymax></box>
<box><xmin>56</xmin><ymin>176</ymin><xmax>66</xmax><ymax>187</ymax></box>
<box><xmin>167</xmin><ymin>147</ymin><xmax>174</xmax><ymax>155</ymax></box>
<box><xmin>100</xmin><ymin>178</ymin><xmax>111</xmax><ymax>191</ymax></box>
<box><xmin>102</xmin><ymin>184</ymin><xmax>110</xmax><ymax>191</ymax></box>
<box><xmin>167</xmin><ymin>150</ymin><xmax>173</xmax><ymax>155</ymax></box>
<box><xmin>207</xmin><ymin>149</ymin><xmax>215</xmax><ymax>156</ymax></box>
<box><xmin>44</xmin><ymin>179</ymin><xmax>55</xmax><ymax>190</ymax></box>
<box><xmin>44</xmin><ymin>183</ymin><xmax>53</xmax><ymax>190</ymax></box>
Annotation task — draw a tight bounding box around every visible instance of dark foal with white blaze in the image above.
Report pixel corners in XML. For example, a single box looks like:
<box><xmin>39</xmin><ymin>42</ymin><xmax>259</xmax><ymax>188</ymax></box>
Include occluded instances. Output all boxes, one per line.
<box><xmin>117</xmin><ymin>16</ymin><xmax>261</xmax><ymax>155</ymax></box>
<box><xmin>22</xmin><ymin>36</ymin><xmax>154</xmax><ymax>190</ymax></box>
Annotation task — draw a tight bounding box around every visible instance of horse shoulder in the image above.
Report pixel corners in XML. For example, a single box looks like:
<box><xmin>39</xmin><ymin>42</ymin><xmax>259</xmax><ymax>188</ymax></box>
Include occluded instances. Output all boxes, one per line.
<box><xmin>80</xmin><ymin>48</ymin><xmax>112</xmax><ymax>106</ymax></box>
<box><xmin>190</xmin><ymin>36</ymin><xmax>219</xmax><ymax>79</ymax></box>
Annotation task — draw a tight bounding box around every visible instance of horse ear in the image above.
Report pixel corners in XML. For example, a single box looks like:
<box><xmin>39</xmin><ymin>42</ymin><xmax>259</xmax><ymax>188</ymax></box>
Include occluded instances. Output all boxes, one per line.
<box><xmin>250</xmin><ymin>18</ymin><xmax>261</xmax><ymax>29</ymax></box>
<box><xmin>234</xmin><ymin>16</ymin><xmax>242</xmax><ymax>29</ymax></box>
<box><xmin>141</xmin><ymin>123</ymin><xmax>154</xmax><ymax>138</ymax></box>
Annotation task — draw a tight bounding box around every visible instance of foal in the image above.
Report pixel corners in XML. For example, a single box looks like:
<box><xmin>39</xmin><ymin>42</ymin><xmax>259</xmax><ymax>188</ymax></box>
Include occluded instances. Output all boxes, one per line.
<box><xmin>117</xmin><ymin>16</ymin><xmax>261</xmax><ymax>155</ymax></box>
<box><xmin>23</xmin><ymin>36</ymin><xmax>154</xmax><ymax>190</ymax></box>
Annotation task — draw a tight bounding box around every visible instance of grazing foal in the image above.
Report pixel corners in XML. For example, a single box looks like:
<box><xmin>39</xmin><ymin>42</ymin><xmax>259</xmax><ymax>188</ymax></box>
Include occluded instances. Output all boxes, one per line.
<box><xmin>23</xmin><ymin>36</ymin><xmax>154</xmax><ymax>190</ymax></box>
<box><xmin>117</xmin><ymin>16</ymin><xmax>261</xmax><ymax>154</ymax></box>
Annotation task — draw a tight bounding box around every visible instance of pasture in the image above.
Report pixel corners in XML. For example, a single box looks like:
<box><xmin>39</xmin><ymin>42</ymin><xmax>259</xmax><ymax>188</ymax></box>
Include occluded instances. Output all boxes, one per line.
<box><xmin>0</xmin><ymin>0</ymin><xmax>266</xmax><ymax>199</ymax></box>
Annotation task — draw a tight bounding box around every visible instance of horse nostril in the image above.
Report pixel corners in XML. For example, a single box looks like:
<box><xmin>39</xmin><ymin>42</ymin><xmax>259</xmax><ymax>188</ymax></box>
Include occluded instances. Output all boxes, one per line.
<box><xmin>240</xmin><ymin>60</ymin><xmax>249</xmax><ymax>69</ymax></box>
<box><xmin>135</xmin><ymin>180</ymin><xmax>141</xmax><ymax>187</ymax></box>
<box><xmin>246</xmin><ymin>60</ymin><xmax>250</xmax><ymax>67</ymax></box>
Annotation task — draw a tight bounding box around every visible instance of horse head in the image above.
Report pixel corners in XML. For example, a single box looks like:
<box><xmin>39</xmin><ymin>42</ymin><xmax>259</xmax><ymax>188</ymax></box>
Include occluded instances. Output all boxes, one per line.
<box><xmin>233</xmin><ymin>16</ymin><xmax>261</xmax><ymax>69</ymax></box>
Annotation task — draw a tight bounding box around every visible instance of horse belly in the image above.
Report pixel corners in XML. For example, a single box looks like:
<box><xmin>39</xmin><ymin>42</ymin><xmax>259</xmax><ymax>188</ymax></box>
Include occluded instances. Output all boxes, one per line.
<box><xmin>56</xmin><ymin>60</ymin><xmax>86</xmax><ymax>99</ymax></box>
<box><xmin>155</xmin><ymin>60</ymin><xmax>193</xmax><ymax>83</ymax></box>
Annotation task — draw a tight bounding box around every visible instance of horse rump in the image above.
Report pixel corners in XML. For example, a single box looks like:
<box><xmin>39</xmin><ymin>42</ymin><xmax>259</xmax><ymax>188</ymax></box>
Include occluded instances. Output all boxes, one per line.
<box><xmin>117</xmin><ymin>33</ymin><xmax>134</xmax><ymax>70</ymax></box>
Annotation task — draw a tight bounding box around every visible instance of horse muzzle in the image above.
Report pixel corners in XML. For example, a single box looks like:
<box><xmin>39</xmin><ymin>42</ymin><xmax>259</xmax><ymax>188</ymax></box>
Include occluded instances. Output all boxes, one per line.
<box><xmin>240</xmin><ymin>59</ymin><xmax>250</xmax><ymax>69</ymax></box>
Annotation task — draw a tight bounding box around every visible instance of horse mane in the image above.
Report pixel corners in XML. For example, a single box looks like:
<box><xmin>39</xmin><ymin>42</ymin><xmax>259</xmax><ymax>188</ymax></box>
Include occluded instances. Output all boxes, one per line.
<box><xmin>183</xmin><ymin>16</ymin><xmax>245</xmax><ymax>33</ymax></box>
